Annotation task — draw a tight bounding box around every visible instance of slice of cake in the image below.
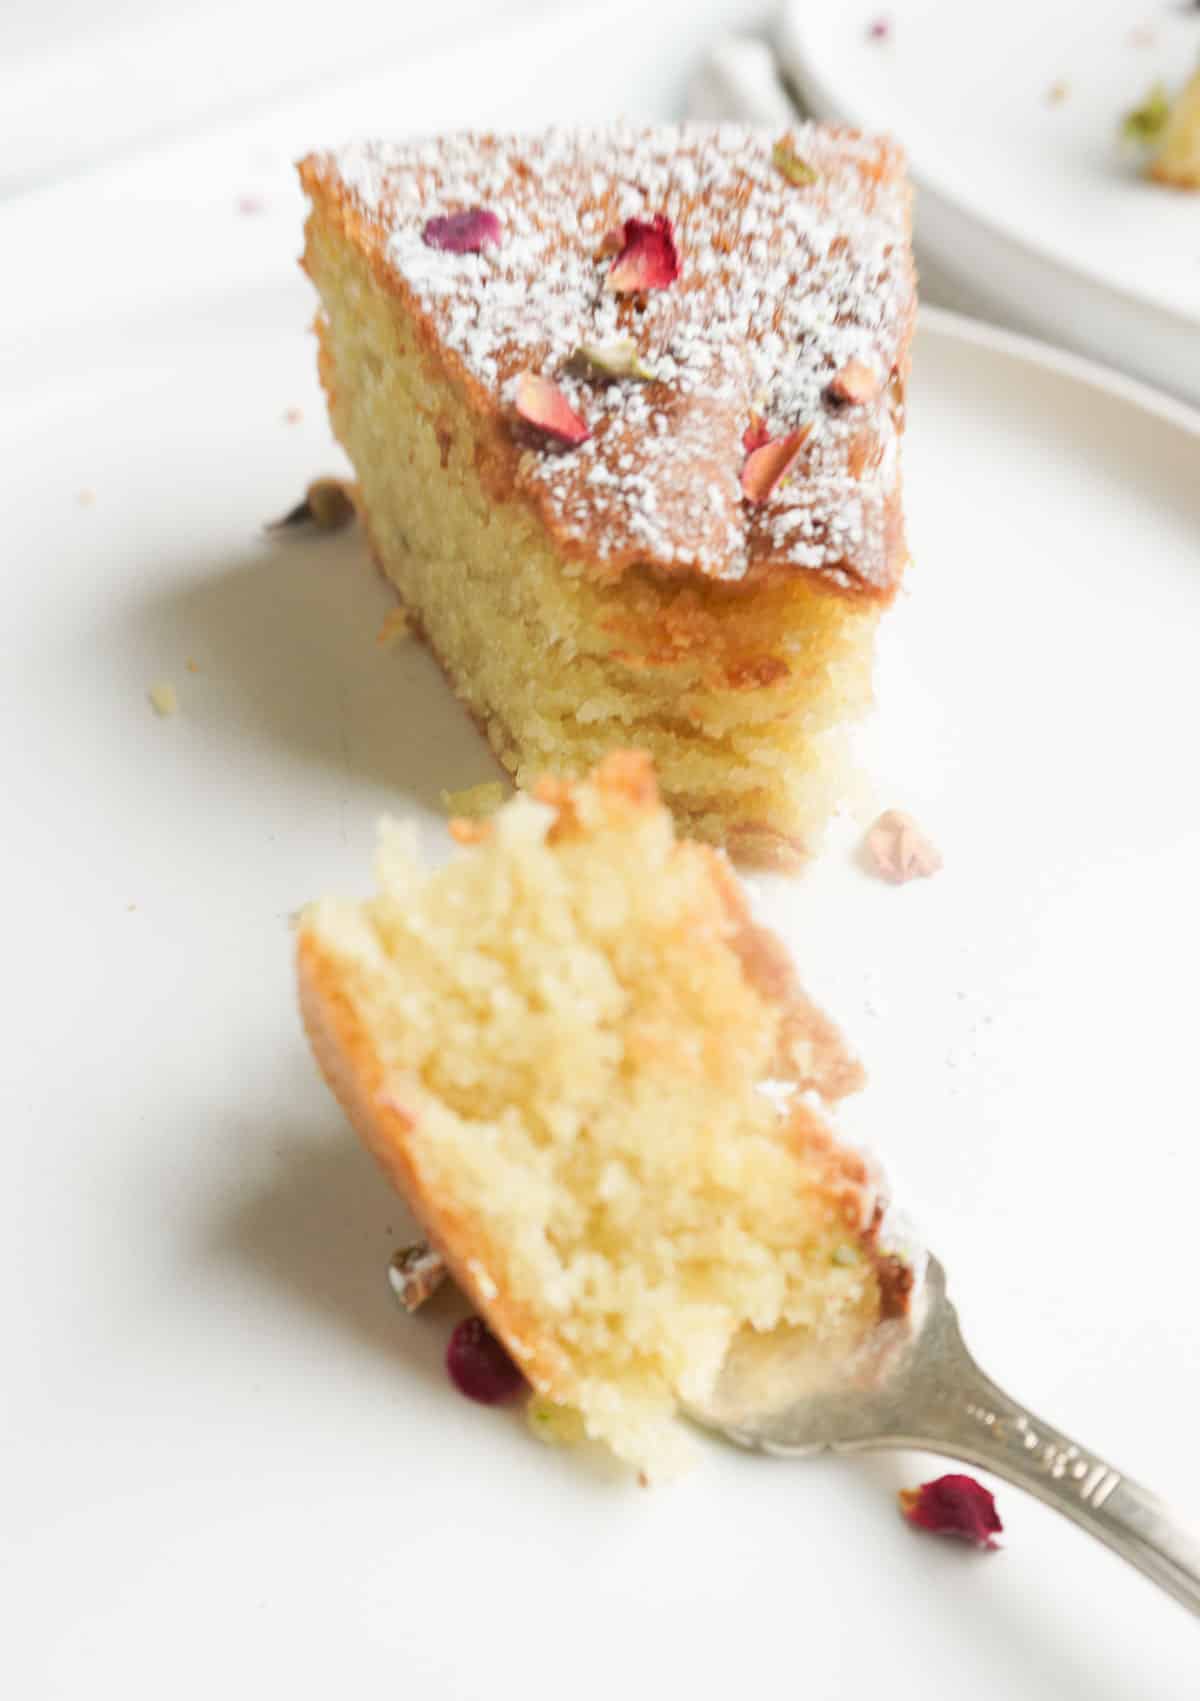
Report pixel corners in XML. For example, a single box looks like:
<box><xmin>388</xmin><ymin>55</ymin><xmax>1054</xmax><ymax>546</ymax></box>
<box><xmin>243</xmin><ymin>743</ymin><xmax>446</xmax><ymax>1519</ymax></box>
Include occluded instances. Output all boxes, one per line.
<box><xmin>298</xmin><ymin>123</ymin><xmax>916</xmax><ymax>869</ymax></box>
<box><xmin>296</xmin><ymin>753</ymin><xmax>910</xmax><ymax>1476</ymax></box>
<box><xmin>1152</xmin><ymin>66</ymin><xmax>1200</xmax><ymax>189</ymax></box>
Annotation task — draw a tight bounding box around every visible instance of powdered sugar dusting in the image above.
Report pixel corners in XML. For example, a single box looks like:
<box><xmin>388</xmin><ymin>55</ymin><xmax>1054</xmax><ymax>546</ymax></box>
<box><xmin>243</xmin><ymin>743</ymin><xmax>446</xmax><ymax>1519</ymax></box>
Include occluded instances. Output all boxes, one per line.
<box><xmin>316</xmin><ymin>123</ymin><xmax>915</xmax><ymax>591</ymax></box>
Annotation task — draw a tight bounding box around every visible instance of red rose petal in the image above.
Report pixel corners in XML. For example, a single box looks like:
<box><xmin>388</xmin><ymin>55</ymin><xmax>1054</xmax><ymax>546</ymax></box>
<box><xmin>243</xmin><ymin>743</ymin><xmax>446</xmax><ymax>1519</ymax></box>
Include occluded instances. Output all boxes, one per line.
<box><xmin>605</xmin><ymin>215</ymin><xmax>681</xmax><ymax>293</ymax></box>
<box><xmin>899</xmin><ymin>1474</ymin><xmax>1003</xmax><ymax>1549</ymax></box>
<box><xmin>422</xmin><ymin>207</ymin><xmax>502</xmax><ymax>254</ymax></box>
<box><xmin>446</xmin><ymin>1316</ymin><xmax>525</xmax><ymax>1404</ymax></box>
<box><xmin>742</xmin><ymin>413</ymin><xmax>771</xmax><ymax>453</ymax></box>
<box><xmin>740</xmin><ymin>425</ymin><xmax>811</xmax><ymax>503</ymax></box>
<box><xmin>514</xmin><ymin>373</ymin><xmax>591</xmax><ymax>446</ymax></box>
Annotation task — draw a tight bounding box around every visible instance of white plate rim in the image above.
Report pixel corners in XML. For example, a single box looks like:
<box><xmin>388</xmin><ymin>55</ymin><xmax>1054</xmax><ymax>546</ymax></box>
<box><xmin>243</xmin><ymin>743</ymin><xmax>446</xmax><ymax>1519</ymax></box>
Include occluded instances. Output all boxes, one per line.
<box><xmin>777</xmin><ymin>0</ymin><xmax>1200</xmax><ymax>336</ymax></box>
<box><xmin>917</xmin><ymin>303</ymin><xmax>1200</xmax><ymax>436</ymax></box>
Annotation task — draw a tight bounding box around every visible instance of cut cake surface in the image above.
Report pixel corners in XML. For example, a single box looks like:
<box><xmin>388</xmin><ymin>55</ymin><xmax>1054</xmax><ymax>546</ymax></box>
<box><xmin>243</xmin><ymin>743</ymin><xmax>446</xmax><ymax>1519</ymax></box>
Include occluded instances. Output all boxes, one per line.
<box><xmin>297</xmin><ymin>753</ymin><xmax>909</xmax><ymax>1477</ymax></box>
<box><xmin>299</xmin><ymin>123</ymin><xmax>916</xmax><ymax>865</ymax></box>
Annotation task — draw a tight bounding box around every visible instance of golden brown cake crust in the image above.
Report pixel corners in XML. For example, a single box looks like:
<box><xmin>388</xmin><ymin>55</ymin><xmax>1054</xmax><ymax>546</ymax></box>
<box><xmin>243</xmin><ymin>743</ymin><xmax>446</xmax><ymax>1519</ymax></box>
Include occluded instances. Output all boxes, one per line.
<box><xmin>298</xmin><ymin>123</ymin><xmax>916</xmax><ymax>602</ymax></box>
<box><xmin>297</xmin><ymin>928</ymin><xmax>570</xmax><ymax>1390</ymax></box>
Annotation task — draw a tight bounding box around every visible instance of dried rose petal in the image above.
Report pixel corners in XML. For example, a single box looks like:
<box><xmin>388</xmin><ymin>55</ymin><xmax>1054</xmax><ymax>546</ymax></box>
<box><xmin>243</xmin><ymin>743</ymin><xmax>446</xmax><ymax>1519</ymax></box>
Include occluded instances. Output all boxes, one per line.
<box><xmin>865</xmin><ymin>809</ymin><xmax>942</xmax><ymax>884</ymax></box>
<box><xmin>422</xmin><ymin>207</ymin><xmax>502</xmax><ymax>254</ymax></box>
<box><xmin>594</xmin><ymin>226</ymin><xmax>625</xmax><ymax>259</ymax></box>
<box><xmin>572</xmin><ymin>339</ymin><xmax>657</xmax><ymax>381</ymax></box>
<box><xmin>742</xmin><ymin>413</ymin><xmax>771</xmax><ymax>453</ymax></box>
<box><xmin>827</xmin><ymin>359</ymin><xmax>881</xmax><ymax>406</ymax></box>
<box><xmin>513</xmin><ymin>373</ymin><xmax>591</xmax><ymax>445</ymax></box>
<box><xmin>446</xmin><ymin>1316</ymin><xmax>525</xmax><ymax>1404</ymax></box>
<box><xmin>899</xmin><ymin>1475</ymin><xmax>1003</xmax><ymax>1549</ymax></box>
<box><xmin>605</xmin><ymin>215</ymin><xmax>681</xmax><ymax>293</ymax></box>
<box><xmin>740</xmin><ymin>425</ymin><xmax>811</xmax><ymax>504</ymax></box>
<box><xmin>772</xmin><ymin>138</ymin><xmax>818</xmax><ymax>186</ymax></box>
<box><xmin>867</xmin><ymin>16</ymin><xmax>891</xmax><ymax>41</ymax></box>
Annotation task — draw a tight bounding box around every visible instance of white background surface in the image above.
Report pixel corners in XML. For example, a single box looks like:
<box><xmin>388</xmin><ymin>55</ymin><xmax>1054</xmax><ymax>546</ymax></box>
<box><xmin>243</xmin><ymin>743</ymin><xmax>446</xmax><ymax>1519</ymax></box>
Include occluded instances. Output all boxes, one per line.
<box><xmin>4</xmin><ymin>3</ymin><xmax>1200</xmax><ymax>1695</ymax></box>
<box><xmin>0</xmin><ymin>0</ymin><xmax>767</xmax><ymax>195</ymax></box>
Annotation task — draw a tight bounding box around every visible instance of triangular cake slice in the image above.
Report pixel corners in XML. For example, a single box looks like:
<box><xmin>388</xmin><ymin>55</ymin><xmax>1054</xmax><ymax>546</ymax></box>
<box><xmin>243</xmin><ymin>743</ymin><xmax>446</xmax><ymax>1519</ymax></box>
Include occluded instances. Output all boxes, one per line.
<box><xmin>299</xmin><ymin>123</ymin><xmax>916</xmax><ymax>867</ymax></box>
<box><xmin>297</xmin><ymin>753</ymin><xmax>912</xmax><ymax>1477</ymax></box>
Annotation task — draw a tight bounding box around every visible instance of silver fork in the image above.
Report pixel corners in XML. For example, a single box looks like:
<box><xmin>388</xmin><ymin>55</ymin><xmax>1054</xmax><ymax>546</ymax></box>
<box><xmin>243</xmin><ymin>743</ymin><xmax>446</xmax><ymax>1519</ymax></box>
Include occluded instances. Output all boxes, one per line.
<box><xmin>690</xmin><ymin>1255</ymin><xmax>1200</xmax><ymax>1616</ymax></box>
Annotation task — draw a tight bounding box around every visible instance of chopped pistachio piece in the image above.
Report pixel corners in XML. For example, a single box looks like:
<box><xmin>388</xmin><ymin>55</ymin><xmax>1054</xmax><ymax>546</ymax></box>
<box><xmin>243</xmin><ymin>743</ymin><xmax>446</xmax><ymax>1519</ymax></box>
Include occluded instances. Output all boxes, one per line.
<box><xmin>1122</xmin><ymin>82</ymin><xmax>1171</xmax><ymax>144</ymax></box>
<box><xmin>572</xmin><ymin>339</ymin><xmax>657</xmax><ymax>382</ymax></box>
<box><xmin>147</xmin><ymin>681</ymin><xmax>177</xmax><ymax>717</ymax></box>
<box><xmin>772</xmin><ymin>138</ymin><xmax>818</xmax><ymax>186</ymax></box>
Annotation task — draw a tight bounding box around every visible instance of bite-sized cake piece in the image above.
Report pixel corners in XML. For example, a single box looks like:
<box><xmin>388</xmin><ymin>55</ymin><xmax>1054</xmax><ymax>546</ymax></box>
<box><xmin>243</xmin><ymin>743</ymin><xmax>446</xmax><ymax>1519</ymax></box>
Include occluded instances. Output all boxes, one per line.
<box><xmin>298</xmin><ymin>123</ymin><xmax>916</xmax><ymax>868</ymax></box>
<box><xmin>297</xmin><ymin>753</ymin><xmax>910</xmax><ymax>1477</ymax></box>
<box><xmin>1152</xmin><ymin>67</ymin><xmax>1200</xmax><ymax>189</ymax></box>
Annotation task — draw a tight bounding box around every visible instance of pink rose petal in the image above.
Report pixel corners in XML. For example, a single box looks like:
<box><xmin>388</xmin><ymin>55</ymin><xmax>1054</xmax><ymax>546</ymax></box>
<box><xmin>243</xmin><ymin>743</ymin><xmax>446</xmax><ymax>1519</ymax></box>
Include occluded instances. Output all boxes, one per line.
<box><xmin>742</xmin><ymin>413</ymin><xmax>771</xmax><ymax>454</ymax></box>
<box><xmin>899</xmin><ymin>1475</ymin><xmax>1003</xmax><ymax>1549</ymax></box>
<box><xmin>605</xmin><ymin>215</ymin><xmax>681</xmax><ymax>293</ymax></box>
<box><xmin>422</xmin><ymin>207</ymin><xmax>502</xmax><ymax>254</ymax></box>
<box><xmin>740</xmin><ymin>425</ymin><xmax>811</xmax><ymax>503</ymax></box>
<box><xmin>514</xmin><ymin>373</ymin><xmax>591</xmax><ymax>446</ymax></box>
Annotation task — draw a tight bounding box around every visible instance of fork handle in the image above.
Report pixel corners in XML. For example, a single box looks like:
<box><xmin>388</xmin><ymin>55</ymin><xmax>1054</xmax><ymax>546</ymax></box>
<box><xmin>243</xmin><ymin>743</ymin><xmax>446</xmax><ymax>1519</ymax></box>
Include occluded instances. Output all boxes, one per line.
<box><xmin>902</xmin><ymin>1352</ymin><xmax>1200</xmax><ymax>1617</ymax></box>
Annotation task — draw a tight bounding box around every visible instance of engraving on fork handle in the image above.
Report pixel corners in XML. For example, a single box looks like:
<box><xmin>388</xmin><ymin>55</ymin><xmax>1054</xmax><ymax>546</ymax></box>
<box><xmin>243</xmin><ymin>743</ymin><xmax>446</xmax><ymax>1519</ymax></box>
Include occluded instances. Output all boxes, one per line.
<box><xmin>958</xmin><ymin>1401</ymin><xmax>1121</xmax><ymax>1508</ymax></box>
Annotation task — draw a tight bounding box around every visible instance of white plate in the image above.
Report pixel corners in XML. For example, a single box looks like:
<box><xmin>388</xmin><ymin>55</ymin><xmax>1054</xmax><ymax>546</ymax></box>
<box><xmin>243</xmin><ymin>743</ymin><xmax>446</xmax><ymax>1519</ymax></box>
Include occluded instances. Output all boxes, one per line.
<box><xmin>778</xmin><ymin>0</ymin><xmax>1200</xmax><ymax>406</ymax></box>
<box><xmin>5</xmin><ymin>74</ymin><xmax>1200</xmax><ymax>1701</ymax></box>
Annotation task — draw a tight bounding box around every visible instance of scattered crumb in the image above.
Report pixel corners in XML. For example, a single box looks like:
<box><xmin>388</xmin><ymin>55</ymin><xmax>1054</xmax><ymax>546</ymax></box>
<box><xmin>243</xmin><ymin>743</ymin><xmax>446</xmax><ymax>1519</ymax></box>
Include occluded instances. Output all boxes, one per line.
<box><xmin>863</xmin><ymin>809</ymin><xmax>942</xmax><ymax>884</ymax></box>
<box><xmin>376</xmin><ymin>607</ymin><xmax>412</xmax><ymax>646</ymax></box>
<box><xmin>126</xmin><ymin>903</ymin><xmax>137</xmax><ymax>912</ymax></box>
<box><xmin>441</xmin><ymin>781</ymin><xmax>506</xmax><ymax>819</ymax></box>
<box><xmin>387</xmin><ymin>1242</ymin><xmax>449</xmax><ymax>1311</ymax></box>
<box><xmin>237</xmin><ymin>194</ymin><xmax>266</xmax><ymax>215</ymax></box>
<box><xmin>283</xmin><ymin>406</ymin><xmax>303</xmax><ymax>425</ymax></box>
<box><xmin>185</xmin><ymin>658</ymin><xmax>200</xmax><ymax>674</ymax></box>
<box><xmin>448</xmin><ymin>818</ymin><xmax>495</xmax><ymax>845</ymax></box>
<box><xmin>77</xmin><ymin>487</ymin><xmax>95</xmax><ymax>507</ymax></box>
<box><xmin>1046</xmin><ymin>81</ymin><xmax>1069</xmax><ymax>106</ymax></box>
<box><xmin>147</xmin><ymin>681</ymin><xmax>177</xmax><ymax>718</ymax></box>
<box><xmin>267</xmin><ymin>475</ymin><xmax>356</xmax><ymax>533</ymax></box>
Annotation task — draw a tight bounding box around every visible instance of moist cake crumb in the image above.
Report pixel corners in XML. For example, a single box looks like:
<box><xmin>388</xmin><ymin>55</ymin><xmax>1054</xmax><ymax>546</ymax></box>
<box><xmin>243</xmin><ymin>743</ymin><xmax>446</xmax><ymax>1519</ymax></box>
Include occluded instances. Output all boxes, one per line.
<box><xmin>297</xmin><ymin>752</ymin><xmax>907</xmax><ymax>1475</ymax></box>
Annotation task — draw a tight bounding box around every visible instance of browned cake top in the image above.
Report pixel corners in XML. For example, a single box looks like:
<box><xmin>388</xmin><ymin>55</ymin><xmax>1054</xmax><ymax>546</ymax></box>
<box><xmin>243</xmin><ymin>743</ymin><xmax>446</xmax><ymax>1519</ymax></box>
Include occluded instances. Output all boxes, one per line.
<box><xmin>303</xmin><ymin>123</ymin><xmax>916</xmax><ymax>598</ymax></box>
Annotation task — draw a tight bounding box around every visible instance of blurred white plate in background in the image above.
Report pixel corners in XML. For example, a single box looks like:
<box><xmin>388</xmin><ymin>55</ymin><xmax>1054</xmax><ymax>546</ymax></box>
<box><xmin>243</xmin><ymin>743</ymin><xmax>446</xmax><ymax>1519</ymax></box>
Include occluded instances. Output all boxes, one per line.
<box><xmin>778</xmin><ymin>0</ymin><xmax>1200</xmax><ymax>406</ymax></box>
